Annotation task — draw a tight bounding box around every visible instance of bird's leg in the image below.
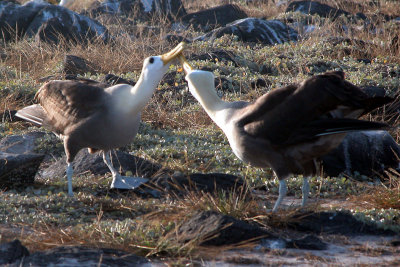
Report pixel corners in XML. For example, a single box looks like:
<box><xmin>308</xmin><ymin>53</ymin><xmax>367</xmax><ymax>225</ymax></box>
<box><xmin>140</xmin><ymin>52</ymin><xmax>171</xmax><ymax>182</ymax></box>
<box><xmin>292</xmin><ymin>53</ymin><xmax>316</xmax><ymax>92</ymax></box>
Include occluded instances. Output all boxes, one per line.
<box><xmin>272</xmin><ymin>179</ymin><xmax>287</xmax><ymax>212</ymax></box>
<box><xmin>66</xmin><ymin>162</ymin><xmax>74</xmax><ymax>196</ymax></box>
<box><xmin>102</xmin><ymin>150</ymin><xmax>148</xmax><ymax>189</ymax></box>
<box><xmin>301</xmin><ymin>176</ymin><xmax>310</xmax><ymax>207</ymax></box>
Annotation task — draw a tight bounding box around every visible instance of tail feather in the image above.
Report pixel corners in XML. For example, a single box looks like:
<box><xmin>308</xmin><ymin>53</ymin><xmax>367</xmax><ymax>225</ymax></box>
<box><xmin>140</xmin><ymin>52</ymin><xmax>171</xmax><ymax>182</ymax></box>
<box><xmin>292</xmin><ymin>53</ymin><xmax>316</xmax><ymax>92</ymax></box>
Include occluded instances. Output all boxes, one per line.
<box><xmin>15</xmin><ymin>104</ymin><xmax>46</xmax><ymax>126</ymax></box>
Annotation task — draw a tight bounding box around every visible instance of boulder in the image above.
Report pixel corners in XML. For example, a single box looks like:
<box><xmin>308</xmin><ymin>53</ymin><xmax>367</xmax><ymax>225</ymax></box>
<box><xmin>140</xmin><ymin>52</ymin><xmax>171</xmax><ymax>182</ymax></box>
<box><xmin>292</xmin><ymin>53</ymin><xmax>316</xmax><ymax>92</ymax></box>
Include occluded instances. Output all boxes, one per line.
<box><xmin>321</xmin><ymin>131</ymin><xmax>400</xmax><ymax>179</ymax></box>
<box><xmin>0</xmin><ymin>151</ymin><xmax>44</xmax><ymax>187</ymax></box>
<box><xmin>180</xmin><ymin>4</ymin><xmax>247</xmax><ymax>31</ymax></box>
<box><xmin>86</xmin><ymin>0</ymin><xmax>186</xmax><ymax>20</ymax></box>
<box><xmin>286</xmin><ymin>1</ymin><xmax>350</xmax><ymax>19</ymax></box>
<box><xmin>15</xmin><ymin>246</ymin><xmax>149</xmax><ymax>266</ymax></box>
<box><xmin>0</xmin><ymin>1</ymin><xmax>110</xmax><ymax>43</ymax></box>
<box><xmin>34</xmin><ymin>17</ymin><xmax>76</xmax><ymax>45</ymax></box>
<box><xmin>196</xmin><ymin>18</ymin><xmax>298</xmax><ymax>45</ymax></box>
<box><xmin>172</xmin><ymin>211</ymin><xmax>274</xmax><ymax>246</ymax></box>
<box><xmin>0</xmin><ymin>131</ymin><xmax>46</xmax><ymax>154</ymax></box>
<box><xmin>63</xmin><ymin>55</ymin><xmax>99</xmax><ymax>75</ymax></box>
<box><xmin>40</xmin><ymin>149</ymin><xmax>161</xmax><ymax>179</ymax></box>
<box><xmin>0</xmin><ymin>240</ymin><xmax>29</xmax><ymax>265</ymax></box>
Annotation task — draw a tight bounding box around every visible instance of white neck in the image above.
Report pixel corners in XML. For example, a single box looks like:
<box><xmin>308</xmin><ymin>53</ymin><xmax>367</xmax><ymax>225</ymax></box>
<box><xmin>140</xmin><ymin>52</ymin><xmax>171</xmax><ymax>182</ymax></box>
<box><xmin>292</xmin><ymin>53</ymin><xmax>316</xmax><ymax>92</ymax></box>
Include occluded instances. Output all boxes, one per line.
<box><xmin>185</xmin><ymin>70</ymin><xmax>229</xmax><ymax>128</ymax></box>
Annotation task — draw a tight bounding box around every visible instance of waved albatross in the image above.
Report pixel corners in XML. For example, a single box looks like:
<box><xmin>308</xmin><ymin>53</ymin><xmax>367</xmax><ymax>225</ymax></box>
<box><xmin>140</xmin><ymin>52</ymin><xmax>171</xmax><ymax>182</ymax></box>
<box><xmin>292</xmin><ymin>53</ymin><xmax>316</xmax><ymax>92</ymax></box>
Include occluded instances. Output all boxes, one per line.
<box><xmin>16</xmin><ymin>42</ymin><xmax>184</xmax><ymax>196</ymax></box>
<box><xmin>179</xmin><ymin>55</ymin><xmax>392</xmax><ymax>212</ymax></box>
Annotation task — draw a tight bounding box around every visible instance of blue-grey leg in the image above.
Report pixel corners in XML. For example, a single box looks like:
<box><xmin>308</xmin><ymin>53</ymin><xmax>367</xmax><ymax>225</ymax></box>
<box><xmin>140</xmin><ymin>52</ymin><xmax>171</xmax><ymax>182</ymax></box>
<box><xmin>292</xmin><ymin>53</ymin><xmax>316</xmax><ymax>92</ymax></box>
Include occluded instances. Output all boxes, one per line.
<box><xmin>272</xmin><ymin>179</ymin><xmax>287</xmax><ymax>212</ymax></box>
<box><xmin>66</xmin><ymin>163</ymin><xmax>74</xmax><ymax>196</ymax></box>
<box><xmin>301</xmin><ymin>176</ymin><xmax>310</xmax><ymax>207</ymax></box>
<box><xmin>102</xmin><ymin>151</ymin><xmax>148</xmax><ymax>189</ymax></box>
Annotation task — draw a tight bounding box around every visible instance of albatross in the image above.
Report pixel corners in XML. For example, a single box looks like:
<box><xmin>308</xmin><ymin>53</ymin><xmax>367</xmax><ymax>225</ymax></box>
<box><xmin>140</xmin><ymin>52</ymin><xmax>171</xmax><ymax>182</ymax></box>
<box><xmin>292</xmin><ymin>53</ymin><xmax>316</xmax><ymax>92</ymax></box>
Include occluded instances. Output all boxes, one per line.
<box><xmin>15</xmin><ymin>42</ymin><xmax>185</xmax><ymax>196</ymax></box>
<box><xmin>178</xmin><ymin>54</ymin><xmax>392</xmax><ymax>212</ymax></box>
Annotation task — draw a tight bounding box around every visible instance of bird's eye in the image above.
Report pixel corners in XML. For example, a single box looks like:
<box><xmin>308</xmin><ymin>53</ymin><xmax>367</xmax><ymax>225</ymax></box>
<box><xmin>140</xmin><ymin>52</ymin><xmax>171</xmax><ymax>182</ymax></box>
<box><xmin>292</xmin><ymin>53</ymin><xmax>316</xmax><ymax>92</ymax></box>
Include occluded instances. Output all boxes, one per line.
<box><xmin>149</xmin><ymin>57</ymin><xmax>154</xmax><ymax>64</ymax></box>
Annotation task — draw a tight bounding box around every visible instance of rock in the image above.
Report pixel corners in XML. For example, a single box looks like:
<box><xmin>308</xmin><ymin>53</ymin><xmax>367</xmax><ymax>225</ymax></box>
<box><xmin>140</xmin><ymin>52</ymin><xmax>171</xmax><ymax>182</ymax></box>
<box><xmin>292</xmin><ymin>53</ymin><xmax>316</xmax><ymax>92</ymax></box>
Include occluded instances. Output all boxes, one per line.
<box><xmin>180</xmin><ymin>4</ymin><xmax>247</xmax><ymax>31</ymax></box>
<box><xmin>40</xmin><ymin>149</ymin><xmax>161</xmax><ymax>179</ymax></box>
<box><xmin>103</xmin><ymin>73</ymin><xmax>136</xmax><ymax>86</ymax></box>
<box><xmin>63</xmin><ymin>55</ymin><xmax>98</xmax><ymax>75</ymax></box>
<box><xmin>0</xmin><ymin>240</ymin><xmax>29</xmax><ymax>265</ymax></box>
<box><xmin>86</xmin><ymin>0</ymin><xmax>186</xmax><ymax>21</ymax></box>
<box><xmin>154</xmin><ymin>172</ymin><xmax>245</xmax><ymax>194</ymax></box>
<box><xmin>34</xmin><ymin>17</ymin><xmax>76</xmax><ymax>45</ymax></box>
<box><xmin>26</xmin><ymin>4</ymin><xmax>110</xmax><ymax>43</ymax></box>
<box><xmin>286</xmin><ymin>235</ymin><xmax>327</xmax><ymax>250</ymax></box>
<box><xmin>321</xmin><ymin>131</ymin><xmax>400</xmax><ymax>179</ymax></box>
<box><xmin>361</xmin><ymin>86</ymin><xmax>386</xmax><ymax>97</ymax></box>
<box><xmin>163</xmin><ymin>34</ymin><xmax>190</xmax><ymax>45</ymax></box>
<box><xmin>251</xmin><ymin>78</ymin><xmax>271</xmax><ymax>89</ymax></box>
<box><xmin>0</xmin><ymin>131</ymin><xmax>46</xmax><ymax>154</ymax></box>
<box><xmin>286</xmin><ymin>1</ymin><xmax>350</xmax><ymax>20</ymax></box>
<box><xmin>0</xmin><ymin>1</ymin><xmax>110</xmax><ymax>43</ymax></box>
<box><xmin>189</xmin><ymin>49</ymin><xmax>238</xmax><ymax>66</ymax></box>
<box><xmin>1</xmin><ymin>109</ymin><xmax>18</xmax><ymax>123</ymax></box>
<box><xmin>289</xmin><ymin>211</ymin><xmax>395</xmax><ymax>235</ymax></box>
<box><xmin>172</xmin><ymin>211</ymin><xmax>274</xmax><ymax>246</ymax></box>
<box><xmin>16</xmin><ymin>246</ymin><xmax>148</xmax><ymax>266</ymax></box>
<box><xmin>196</xmin><ymin>18</ymin><xmax>298</xmax><ymax>45</ymax></box>
<box><xmin>0</xmin><ymin>152</ymin><xmax>44</xmax><ymax>187</ymax></box>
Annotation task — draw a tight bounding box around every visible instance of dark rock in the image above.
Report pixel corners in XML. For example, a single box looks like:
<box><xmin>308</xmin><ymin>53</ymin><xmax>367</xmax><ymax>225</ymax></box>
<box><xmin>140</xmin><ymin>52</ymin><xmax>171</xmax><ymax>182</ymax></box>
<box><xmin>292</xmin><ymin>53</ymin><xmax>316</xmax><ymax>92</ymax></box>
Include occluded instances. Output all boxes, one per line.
<box><xmin>0</xmin><ymin>0</ymin><xmax>48</xmax><ymax>42</ymax></box>
<box><xmin>0</xmin><ymin>240</ymin><xmax>29</xmax><ymax>265</ymax></box>
<box><xmin>0</xmin><ymin>1</ymin><xmax>109</xmax><ymax>43</ymax></box>
<box><xmin>214</xmin><ymin>77</ymin><xmax>240</xmax><ymax>93</ymax></box>
<box><xmin>40</xmin><ymin>149</ymin><xmax>161</xmax><ymax>179</ymax></box>
<box><xmin>0</xmin><ymin>152</ymin><xmax>44</xmax><ymax>188</ymax></box>
<box><xmin>391</xmin><ymin>239</ymin><xmax>400</xmax><ymax>246</ymax></box>
<box><xmin>63</xmin><ymin>55</ymin><xmax>98</xmax><ymax>75</ymax></box>
<box><xmin>286</xmin><ymin>235</ymin><xmax>327</xmax><ymax>250</ymax></box>
<box><xmin>251</xmin><ymin>78</ymin><xmax>271</xmax><ymax>89</ymax></box>
<box><xmin>361</xmin><ymin>86</ymin><xmax>386</xmax><ymax>97</ymax></box>
<box><xmin>163</xmin><ymin>34</ymin><xmax>190</xmax><ymax>45</ymax></box>
<box><xmin>17</xmin><ymin>246</ymin><xmax>148</xmax><ymax>266</ymax></box>
<box><xmin>286</xmin><ymin>1</ymin><xmax>350</xmax><ymax>19</ymax></box>
<box><xmin>86</xmin><ymin>0</ymin><xmax>186</xmax><ymax>21</ymax></box>
<box><xmin>104</xmin><ymin>73</ymin><xmax>136</xmax><ymax>86</ymax></box>
<box><xmin>173</xmin><ymin>211</ymin><xmax>273</xmax><ymax>246</ymax></box>
<box><xmin>196</xmin><ymin>18</ymin><xmax>298</xmax><ymax>45</ymax></box>
<box><xmin>1</xmin><ymin>109</ymin><xmax>18</xmax><ymax>123</ymax></box>
<box><xmin>357</xmin><ymin>58</ymin><xmax>371</xmax><ymax>64</ymax></box>
<box><xmin>154</xmin><ymin>172</ymin><xmax>245</xmax><ymax>194</ymax></box>
<box><xmin>321</xmin><ymin>131</ymin><xmax>400</xmax><ymax>179</ymax></box>
<box><xmin>34</xmin><ymin>17</ymin><xmax>75</xmax><ymax>45</ymax></box>
<box><xmin>189</xmin><ymin>50</ymin><xmax>238</xmax><ymax>66</ymax></box>
<box><xmin>180</xmin><ymin>4</ymin><xmax>247</xmax><ymax>31</ymax></box>
<box><xmin>259</xmin><ymin>64</ymin><xmax>274</xmax><ymax>75</ymax></box>
<box><xmin>0</xmin><ymin>131</ymin><xmax>46</xmax><ymax>154</ymax></box>
<box><xmin>289</xmin><ymin>211</ymin><xmax>395</xmax><ymax>235</ymax></box>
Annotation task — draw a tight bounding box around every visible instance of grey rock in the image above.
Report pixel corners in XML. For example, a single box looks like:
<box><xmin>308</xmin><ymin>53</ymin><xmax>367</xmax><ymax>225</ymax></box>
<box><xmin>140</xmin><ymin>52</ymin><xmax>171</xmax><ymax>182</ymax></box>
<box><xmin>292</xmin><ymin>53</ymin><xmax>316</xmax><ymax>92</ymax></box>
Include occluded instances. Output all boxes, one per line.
<box><xmin>172</xmin><ymin>211</ymin><xmax>274</xmax><ymax>246</ymax></box>
<box><xmin>0</xmin><ymin>240</ymin><xmax>29</xmax><ymax>265</ymax></box>
<box><xmin>13</xmin><ymin>246</ymin><xmax>148</xmax><ymax>267</ymax></box>
<box><xmin>286</xmin><ymin>235</ymin><xmax>327</xmax><ymax>250</ymax></box>
<box><xmin>0</xmin><ymin>151</ymin><xmax>44</xmax><ymax>187</ymax></box>
<box><xmin>86</xmin><ymin>0</ymin><xmax>186</xmax><ymax>21</ymax></box>
<box><xmin>35</xmin><ymin>17</ymin><xmax>76</xmax><ymax>45</ymax></box>
<box><xmin>180</xmin><ymin>4</ymin><xmax>247</xmax><ymax>31</ymax></box>
<box><xmin>0</xmin><ymin>131</ymin><xmax>46</xmax><ymax>154</ymax></box>
<box><xmin>321</xmin><ymin>131</ymin><xmax>400</xmax><ymax>179</ymax></box>
<box><xmin>196</xmin><ymin>18</ymin><xmax>298</xmax><ymax>45</ymax></box>
<box><xmin>286</xmin><ymin>1</ymin><xmax>350</xmax><ymax>19</ymax></box>
<box><xmin>26</xmin><ymin>4</ymin><xmax>109</xmax><ymax>43</ymax></box>
<box><xmin>40</xmin><ymin>149</ymin><xmax>161</xmax><ymax>179</ymax></box>
<box><xmin>63</xmin><ymin>55</ymin><xmax>98</xmax><ymax>75</ymax></box>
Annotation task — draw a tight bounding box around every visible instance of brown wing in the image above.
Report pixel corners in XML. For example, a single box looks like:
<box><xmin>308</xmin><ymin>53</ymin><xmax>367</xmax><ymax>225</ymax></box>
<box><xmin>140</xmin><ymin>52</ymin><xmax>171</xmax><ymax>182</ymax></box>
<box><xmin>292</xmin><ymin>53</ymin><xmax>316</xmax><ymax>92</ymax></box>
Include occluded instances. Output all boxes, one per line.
<box><xmin>237</xmin><ymin>71</ymin><xmax>391</xmax><ymax>145</ymax></box>
<box><xmin>35</xmin><ymin>80</ymin><xmax>107</xmax><ymax>135</ymax></box>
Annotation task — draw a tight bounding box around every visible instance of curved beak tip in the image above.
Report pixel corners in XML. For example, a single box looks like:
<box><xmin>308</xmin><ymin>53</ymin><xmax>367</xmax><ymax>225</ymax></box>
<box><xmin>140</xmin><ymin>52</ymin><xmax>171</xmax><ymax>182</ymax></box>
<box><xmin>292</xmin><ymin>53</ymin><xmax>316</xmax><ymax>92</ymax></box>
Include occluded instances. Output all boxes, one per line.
<box><xmin>161</xmin><ymin>42</ymin><xmax>186</xmax><ymax>65</ymax></box>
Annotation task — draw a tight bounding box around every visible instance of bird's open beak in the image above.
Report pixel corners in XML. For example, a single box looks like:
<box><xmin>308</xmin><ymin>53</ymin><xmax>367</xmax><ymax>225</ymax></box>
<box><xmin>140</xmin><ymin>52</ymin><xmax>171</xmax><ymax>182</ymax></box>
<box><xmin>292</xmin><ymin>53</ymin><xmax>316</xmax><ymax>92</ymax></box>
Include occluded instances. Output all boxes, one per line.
<box><xmin>161</xmin><ymin>42</ymin><xmax>185</xmax><ymax>66</ymax></box>
<box><xmin>178</xmin><ymin>54</ymin><xmax>193</xmax><ymax>74</ymax></box>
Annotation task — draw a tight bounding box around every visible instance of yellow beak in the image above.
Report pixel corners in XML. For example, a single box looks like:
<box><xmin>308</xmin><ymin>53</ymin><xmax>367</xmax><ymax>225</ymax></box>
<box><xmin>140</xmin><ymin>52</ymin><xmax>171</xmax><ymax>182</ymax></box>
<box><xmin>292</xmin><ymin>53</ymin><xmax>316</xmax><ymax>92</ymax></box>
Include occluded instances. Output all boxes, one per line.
<box><xmin>178</xmin><ymin>54</ymin><xmax>193</xmax><ymax>74</ymax></box>
<box><xmin>161</xmin><ymin>42</ymin><xmax>186</xmax><ymax>66</ymax></box>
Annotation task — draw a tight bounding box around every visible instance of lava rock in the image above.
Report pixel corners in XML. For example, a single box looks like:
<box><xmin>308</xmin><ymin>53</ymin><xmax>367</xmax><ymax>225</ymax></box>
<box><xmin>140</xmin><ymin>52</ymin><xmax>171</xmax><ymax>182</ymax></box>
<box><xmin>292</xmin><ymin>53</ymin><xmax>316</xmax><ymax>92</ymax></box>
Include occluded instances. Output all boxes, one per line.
<box><xmin>286</xmin><ymin>1</ymin><xmax>350</xmax><ymax>20</ymax></box>
<box><xmin>251</xmin><ymin>78</ymin><xmax>271</xmax><ymax>89</ymax></box>
<box><xmin>163</xmin><ymin>34</ymin><xmax>190</xmax><ymax>45</ymax></box>
<box><xmin>86</xmin><ymin>0</ymin><xmax>186</xmax><ymax>21</ymax></box>
<box><xmin>189</xmin><ymin>49</ymin><xmax>238</xmax><ymax>66</ymax></box>
<box><xmin>289</xmin><ymin>211</ymin><xmax>395</xmax><ymax>235</ymax></box>
<box><xmin>172</xmin><ymin>211</ymin><xmax>273</xmax><ymax>246</ymax></box>
<box><xmin>40</xmin><ymin>149</ymin><xmax>161</xmax><ymax>179</ymax></box>
<box><xmin>180</xmin><ymin>4</ymin><xmax>247</xmax><ymax>31</ymax></box>
<box><xmin>321</xmin><ymin>131</ymin><xmax>400</xmax><ymax>179</ymax></box>
<box><xmin>34</xmin><ymin>17</ymin><xmax>76</xmax><ymax>45</ymax></box>
<box><xmin>0</xmin><ymin>152</ymin><xmax>44</xmax><ymax>187</ymax></box>
<box><xmin>63</xmin><ymin>55</ymin><xmax>98</xmax><ymax>75</ymax></box>
<box><xmin>0</xmin><ymin>132</ymin><xmax>46</xmax><ymax>155</ymax></box>
<box><xmin>17</xmin><ymin>246</ymin><xmax>148</xmax><ymax>266</ymax></box>
<box><xmin>286</xmin><ymin>235</ymin><xmax>327</xmax><ymax>250</ymax></box>
<box><xmin>196</xmin><ymin>18</ymin><xmax>298</xmax><ymax>45</ymax></box>
<box><xmin>0</xmin><ymin>240</ymin><xmax>29</xmax><ymax>265</ymax></box>
<box><xmin>104</xmin><ymin>73</ymin><xmax>136</xmax><ymax>86</ymax></box>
